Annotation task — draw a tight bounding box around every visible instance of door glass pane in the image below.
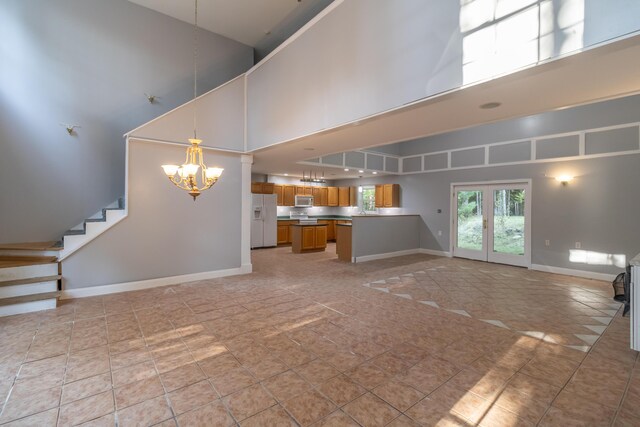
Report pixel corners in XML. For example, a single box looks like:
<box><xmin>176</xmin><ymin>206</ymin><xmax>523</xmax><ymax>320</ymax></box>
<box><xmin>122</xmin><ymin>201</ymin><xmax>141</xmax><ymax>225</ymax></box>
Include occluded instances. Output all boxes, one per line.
<box><xmin>493</xmin><ymin>189</ymin><xmax>525</xmax><ymax>255</ymax></box>
<box><xmin>457</xmin><ymin>190</ymin><xmax>483</xmax><ymax>250</ymax></box>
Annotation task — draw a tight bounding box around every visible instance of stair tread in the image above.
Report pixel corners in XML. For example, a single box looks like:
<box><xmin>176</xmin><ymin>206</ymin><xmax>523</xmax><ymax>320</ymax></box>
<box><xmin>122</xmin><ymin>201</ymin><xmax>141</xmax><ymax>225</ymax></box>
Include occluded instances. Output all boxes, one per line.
<box><xmin>0</xmin><ymin>242</ymin><xmax>63</xmax><ymax>251</ymax></box>
<box><xmin>64</xmin><ymin>230</ymin><xmax>86</xmax><ymax>236</ymax></box>
<box><xmin>0</xmin><ymin>256</ymin><xmax>59</xmax><ymax>268</ymax></box>
<box><xmin>0</xmin><ymin>275</ymin><xmax>61</xmax><ymax>287</ymax></box>
<box><xmin>0</xmin><ymin>292</ymin><xmax>59</xmax><ymax>306</ymax></box>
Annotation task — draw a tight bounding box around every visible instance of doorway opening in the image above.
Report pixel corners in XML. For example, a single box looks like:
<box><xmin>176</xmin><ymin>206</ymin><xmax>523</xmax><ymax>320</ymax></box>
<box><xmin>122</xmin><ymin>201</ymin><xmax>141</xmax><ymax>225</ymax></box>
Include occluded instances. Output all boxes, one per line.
<box><xmin>451</xmin><ymin>181</ymin><xmax>531</xmax><ymax>267</ymax></box>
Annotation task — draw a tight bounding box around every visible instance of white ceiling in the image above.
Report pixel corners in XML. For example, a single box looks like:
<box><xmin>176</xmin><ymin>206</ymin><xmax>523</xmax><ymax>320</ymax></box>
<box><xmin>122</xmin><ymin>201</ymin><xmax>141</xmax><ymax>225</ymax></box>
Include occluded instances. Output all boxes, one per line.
<box><xmin>252</xmin><ymin>34</ymin><xmax>640</xmax><ymax>179</ymax></box>
<box><xmin>128</xmin><ymin>0</ymin><xmax>302</xmax><ymax>46</ymax></box>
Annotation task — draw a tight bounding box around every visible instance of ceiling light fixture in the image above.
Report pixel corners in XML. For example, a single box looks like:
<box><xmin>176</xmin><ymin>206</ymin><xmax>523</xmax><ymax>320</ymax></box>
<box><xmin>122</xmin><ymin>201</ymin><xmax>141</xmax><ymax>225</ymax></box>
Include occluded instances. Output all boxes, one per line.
<box><xmin>300</xmin><ymin>171</ymin><xmax>326</xmax><ymax>184</ymax></box>
<box><xmin>344</xmin><ymin>168</ymin><xmax>349</xmax><ymax>172</ymax></box>
<box><xmin>372</xmin><ymin>171</ymin><xmax>378</xmax><ymax>174</ymax></box>
<box><xmin>161</xmin><ymin>0</ymin><xmax>223</xmax><ymax>201</ymax></box>
<box><xmin>358</xmin><ymin>170</ymin><xmax>364</xmax><ymax>173</ymax></box>
<box><xmin>284</xmin><ymin>173</ymin><xmax>289</xmax><ymax>176</ymax></box>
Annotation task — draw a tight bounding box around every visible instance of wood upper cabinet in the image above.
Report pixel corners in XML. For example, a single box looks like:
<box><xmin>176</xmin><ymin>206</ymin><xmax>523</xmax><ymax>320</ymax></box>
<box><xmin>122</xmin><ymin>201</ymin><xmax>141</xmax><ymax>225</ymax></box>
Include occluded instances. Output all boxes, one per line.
<box><xmin>319</xmin><ymin>187</ymin><xmax>328</xmax><ymax>206</ymax></box>
<box><xmin>274</xmin><ymin>185</ymin><xmax>284</xmax><ymax>205</ymax></box>
<box><xmin>338</xmin><ymin>187</ymin><xmax>350</xmax><ymax>207</ymax></box>
<box><xmin>328</xmin><ymin>187</ymin><xmax>339</xmax><ymax>206</ymax></box>
<box><xmin>251</xmin><ymin>182</ymin><xmax>274</xmax><ymax>194</ymax></box>
<box><xmin>304</xmin><ymin>187</ymin><xmax>313</xmax><ymax>196</ymax></box>
<box><xmin>383</xmin><ymin>184</ymin><xmax>400</xmax><ymax>207</ymax></box>
<box><xmin>283</xmin><ymin>186</ymin><xmax>295</xmax><ymax>206</ymax></box>
<box><xmin>374</xmin><ymin>184</ymin><xmax>400</xmax><ymax>207</ymax></box>
<box><xmin>349</xmin><ymin>187</ymin><xmax>357</xmax><ymax>206</ymax></box>
<box><xmin>295</xmin><ymin>186</ymin><xmax>306</xmax><ymax>195</ymax></box>
<box><xmin>262</xmin><ymin>183</ymin><xmax>274</xmax><ymax>194</ymax></box>
<box><xmin>312</xmin><ymin>187</ymin><xmax>322</xmax><ymax>206</ymax></box>
<box><xmin>251</xmin><ymin>182</ymin><xmax>263</xmax><ymax>194</ymax></box>
<box><xmin>375</xmin><ymin>185</ymin><xmax>384</xmax><ymax>207</ymax></box>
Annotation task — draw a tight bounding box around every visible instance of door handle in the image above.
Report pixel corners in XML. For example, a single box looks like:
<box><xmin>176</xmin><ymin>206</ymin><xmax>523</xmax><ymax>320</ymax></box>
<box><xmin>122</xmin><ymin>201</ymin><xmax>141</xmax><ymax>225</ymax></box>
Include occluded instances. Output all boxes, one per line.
<box><xmin>483</xmin><ymin>218</ymin><xmax>487</xmax><ymax>229</ymax></box>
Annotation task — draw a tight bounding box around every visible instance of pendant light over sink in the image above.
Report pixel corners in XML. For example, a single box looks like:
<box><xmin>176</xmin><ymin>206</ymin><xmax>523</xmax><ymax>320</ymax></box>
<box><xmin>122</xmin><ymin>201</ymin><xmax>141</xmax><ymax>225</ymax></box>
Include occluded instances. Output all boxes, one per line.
<box><xmin>161</xmin><ymin>0</ymin><xmax>223</xmax><ymax>201</ymax></box>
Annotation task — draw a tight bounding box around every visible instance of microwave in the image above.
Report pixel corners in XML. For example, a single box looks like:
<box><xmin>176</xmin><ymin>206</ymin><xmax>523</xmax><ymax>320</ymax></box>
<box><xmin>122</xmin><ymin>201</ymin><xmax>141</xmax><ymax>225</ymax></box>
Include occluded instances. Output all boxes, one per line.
<box><xmin>294</xmin><ymin>195</ymin><xmax>314</xmax><ymax>207</ymax></box>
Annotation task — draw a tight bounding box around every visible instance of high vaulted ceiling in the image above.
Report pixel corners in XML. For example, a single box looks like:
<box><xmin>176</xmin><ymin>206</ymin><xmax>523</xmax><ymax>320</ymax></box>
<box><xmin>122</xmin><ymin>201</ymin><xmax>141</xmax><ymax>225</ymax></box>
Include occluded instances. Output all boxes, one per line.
<box><xmin>128</xmin><ymin>0</ymin><xmax>317</xmax><ymax>47</ymax></box>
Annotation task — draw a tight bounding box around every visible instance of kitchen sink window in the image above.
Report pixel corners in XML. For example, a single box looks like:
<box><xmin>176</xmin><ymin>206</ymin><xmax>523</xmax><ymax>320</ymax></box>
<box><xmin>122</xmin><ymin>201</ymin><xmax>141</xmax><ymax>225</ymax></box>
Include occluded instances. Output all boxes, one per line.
<box><xmin>361</xmin><ymin>185</ymin><xmax>376</xmax><ymax>212</ymax></box>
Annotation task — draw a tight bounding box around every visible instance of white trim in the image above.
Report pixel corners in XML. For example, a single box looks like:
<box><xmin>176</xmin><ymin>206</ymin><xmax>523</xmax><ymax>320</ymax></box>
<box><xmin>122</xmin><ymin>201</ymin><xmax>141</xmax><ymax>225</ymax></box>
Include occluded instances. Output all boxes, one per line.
<box><xmin>60</xmin><ymin>264</ymin><xmax>252</xmax><ymax>300</ymax></box>
<box><xmin>354</xmin><ymin>249</ymin><xmax>420</xmax><ymax>263</ymax></box>
<box><xmin>0</xmin><ymin>299</ymin><xmax>57</xmax><ymax>318</ymax></box>
<box><xmin>126</xmin><ymin>136</ymin><xmax>245</xmax><ymax>154</ymax></box>
<box><xmin>530</xmin><ymin>264</ymin><xmax>616</xmax><ymax>282</ymax></box>
<box><xmin>247</xmin><ymin>0</ymin><xmax>345</xmax><ymax>74</ymax></box>
<box><xmin>419</xmin><ymin>248</ymin><xmax>452</xmax><ymax>257</ymax></box>
<box><xmin>124</xmin><ymin>74</ymin><xmax>246</xmax><ymax>138</ymax></box>
<box><xmin>59</xmin><ymin>209</ymin><xmax>127</xmax><ymax>261</ymax></box>
<box><xmin>450</xmin><ymin>180</ymin><xmax>532</xmax><ymax>268</ymax></box>
<box><xmin>302</xmin><ymin>121</ymin><xmax>640</xmax><ymax>176</ymax></box>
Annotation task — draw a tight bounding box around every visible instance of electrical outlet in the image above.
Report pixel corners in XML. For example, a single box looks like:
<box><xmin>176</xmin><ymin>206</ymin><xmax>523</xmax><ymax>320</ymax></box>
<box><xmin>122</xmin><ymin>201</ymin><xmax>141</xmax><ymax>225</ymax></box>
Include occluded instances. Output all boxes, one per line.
<box><xmin>438</xmin><ymin>230</ymin><xmax>442</xmax><ymax>236</ymax></box>
<box><xmin>575</xmin><ymin>242</ymin><xmax>581</xmax><ymax>249</ymax></box>
<box><xmin>545</xmin><ymin>240</ymin><xmax>550</xmax><ymax>246</ymax></box>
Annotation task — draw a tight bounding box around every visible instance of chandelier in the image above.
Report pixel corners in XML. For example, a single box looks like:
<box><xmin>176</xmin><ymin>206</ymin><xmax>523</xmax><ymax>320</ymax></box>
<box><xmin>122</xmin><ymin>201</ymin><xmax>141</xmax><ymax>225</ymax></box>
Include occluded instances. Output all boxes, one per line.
<box><xmin>161</xmin><ymin>0</ymin><xmax>223</xmax><ymax>201</ymax></box>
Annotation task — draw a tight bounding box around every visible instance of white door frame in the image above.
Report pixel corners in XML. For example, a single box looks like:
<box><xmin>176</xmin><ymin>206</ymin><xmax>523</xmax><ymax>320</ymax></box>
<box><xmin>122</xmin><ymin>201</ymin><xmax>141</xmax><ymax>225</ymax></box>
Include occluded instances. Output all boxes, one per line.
<box><xmin>450</xmin><ymin>179</ymin><xmax>532</xmax><ymax>268</ymax></box>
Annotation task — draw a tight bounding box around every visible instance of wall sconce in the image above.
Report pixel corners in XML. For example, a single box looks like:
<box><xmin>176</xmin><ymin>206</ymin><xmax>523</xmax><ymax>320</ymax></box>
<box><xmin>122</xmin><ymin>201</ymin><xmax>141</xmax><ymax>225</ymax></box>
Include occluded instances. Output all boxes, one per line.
<box><xmin>555</xmin><ymin>175</ymin><xmax>574</xmax><ymax>186</ymax></box>
<box><xmin>144</xmin><ymin>93</ymin><xmax>158</xmax><ymax>104</ymax></box>
<box><xmin>60</xmin><ymin>123</ymin><xmax>80</xmax><ymax>135</ymax></box>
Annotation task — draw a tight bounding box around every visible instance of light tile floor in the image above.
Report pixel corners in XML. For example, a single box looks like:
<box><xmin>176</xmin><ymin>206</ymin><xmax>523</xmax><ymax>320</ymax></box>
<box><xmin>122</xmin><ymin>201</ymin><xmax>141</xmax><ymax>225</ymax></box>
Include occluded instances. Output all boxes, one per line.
<box><xmin>0</xmin><ymin>244</ymin><xmax>638</xmax><ymax>426</ymax></box>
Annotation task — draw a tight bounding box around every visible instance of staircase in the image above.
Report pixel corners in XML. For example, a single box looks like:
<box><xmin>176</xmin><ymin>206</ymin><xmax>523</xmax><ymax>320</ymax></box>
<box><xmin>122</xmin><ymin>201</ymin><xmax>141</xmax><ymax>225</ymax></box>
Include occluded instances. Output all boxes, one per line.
<box><xmin>0</xmin><ymin>198</ymin><xmax>126</xmax><ymax>316</ymax></box>
<box><xmin>0</xmin><ymin>245</ymin><xmax>61</xmax><ymax>317</ymax></box>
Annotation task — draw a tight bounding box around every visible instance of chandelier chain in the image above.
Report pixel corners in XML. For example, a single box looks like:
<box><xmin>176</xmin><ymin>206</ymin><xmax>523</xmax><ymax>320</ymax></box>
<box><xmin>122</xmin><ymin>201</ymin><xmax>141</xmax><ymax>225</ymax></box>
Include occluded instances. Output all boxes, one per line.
<box><xmin>193</xmin><ymin>0</ymin><xmax>198</xmax><ymax>139</ymax></box>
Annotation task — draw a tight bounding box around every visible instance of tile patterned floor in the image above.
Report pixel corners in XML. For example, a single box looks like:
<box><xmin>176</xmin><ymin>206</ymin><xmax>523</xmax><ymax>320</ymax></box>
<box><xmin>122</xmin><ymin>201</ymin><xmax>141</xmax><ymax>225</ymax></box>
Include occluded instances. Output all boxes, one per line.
<box><xmin>0</xmin><ymin>244</ymin><xmax>638</xmax><ymax>426</ymax></box>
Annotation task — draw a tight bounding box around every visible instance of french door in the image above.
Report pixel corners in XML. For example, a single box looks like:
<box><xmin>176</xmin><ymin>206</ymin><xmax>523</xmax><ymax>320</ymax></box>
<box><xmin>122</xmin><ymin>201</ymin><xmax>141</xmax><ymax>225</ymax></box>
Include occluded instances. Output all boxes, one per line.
<box><xmin>452</xmin><ymin>182</ymin><xmax>531</xmax><ymax>267</ymax></box>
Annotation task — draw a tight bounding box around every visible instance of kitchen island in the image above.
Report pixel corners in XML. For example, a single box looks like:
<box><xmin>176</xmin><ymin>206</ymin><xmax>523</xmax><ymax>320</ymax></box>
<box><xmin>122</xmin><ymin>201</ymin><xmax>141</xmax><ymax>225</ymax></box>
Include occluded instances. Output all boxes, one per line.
<box><xmin>291</xmin><ymin>224</ymin><xmax>328</xmax><ymax>253</ymax></box>
<box><xmin>341</xmin><ymin>214</ymin><xmax>421</xmax><ymax>262</ymax></box>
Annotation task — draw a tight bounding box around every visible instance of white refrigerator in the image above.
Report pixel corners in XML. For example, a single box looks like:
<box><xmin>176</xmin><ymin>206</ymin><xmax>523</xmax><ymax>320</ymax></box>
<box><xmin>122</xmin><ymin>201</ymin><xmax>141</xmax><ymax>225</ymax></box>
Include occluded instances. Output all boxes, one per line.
<box><xmin>251</xmin><ymin>194</ymin><xmax>277</xmax><ymax>248</ymax></box>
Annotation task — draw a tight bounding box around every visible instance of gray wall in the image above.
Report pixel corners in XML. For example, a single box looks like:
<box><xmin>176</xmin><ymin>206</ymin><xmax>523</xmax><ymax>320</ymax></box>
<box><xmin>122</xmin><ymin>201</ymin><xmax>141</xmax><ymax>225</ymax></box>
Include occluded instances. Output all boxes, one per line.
<box><xmin>336</xmin><ymin>95</ymin><xmax>640</xmax><ymax>275</ymax></box>
<box><xmin>0</xmin><ymin>0</ymin><xmax>253</xmax><ymax>243</ymax></box>
<box><xmin>352</xmin><ymin>216</ymin><xmax>420</xmax><ymax>259</ymax></box>
<box><xmin>62</xmin><ymin>139</ymin><xmax>243</xmax><ymax>289</ymax></box>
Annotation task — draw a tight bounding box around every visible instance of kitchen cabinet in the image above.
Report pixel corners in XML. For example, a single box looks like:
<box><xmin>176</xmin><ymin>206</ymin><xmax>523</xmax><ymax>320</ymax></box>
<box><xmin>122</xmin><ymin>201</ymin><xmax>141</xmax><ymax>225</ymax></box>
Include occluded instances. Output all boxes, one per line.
<box><xmin>375</xmin><ymin>185</ymin><xmax>384</xmax><ymax>207</ymax></box>
<box><xmin>319</xmin><ymin>187</ymin><xmax>328</xmax><ymax>206</ymax></box>
<box><xmin>312</xmin><ymin>187</ymin><xmax>322</xmax><ymax>205</ymax></box>
<box><xmin>295</xmin><ymin>186</ymin><xmax>306</xmax><ymax>195</ymax></box>
<box><xmin>374</xmin><ymin>184</ymin><xmax>400</xmax><ymax>207</ymax></box>
<box><xmin>274</xmin><ymin>185</ymin><xmax>284</xmax><ymax>205</ymax></box>
<box><xmin>336</xmin><ymin>224</ymin><xmax>352</xmax><ymax>262</ymax></box>
<box><xmin>383</xmin><ymin>184</ymin><xmax>400</xmax><ymax>207</ymax></box>
<box><xmin>304</xmin><ymin>187</ymin><xmax>313</xmax><ymax>196</ymax></box>
<box><xmin>283</xmin><ymin>186</ymin><xmax>295</xmax><ymax>206</ymax></box>
<box><xmin>251</xmin><ymin>182</ymin><xmax>263</xmax><ymax>194</ymax></box>
<box><xmin>328</xmin><ymin>187</ymin><xmax>339</xmax><ymax>206</ymax></box>
<box><xmin>277</xmin><ymin>224</ymin><xmax>289</xmax><ymax>244</ymax></box>
<box><xmin>350</xmin><ymin>187</ymin><xmax>357</xmax><ymax>206</ymax></box>
<box><xmin>251</xmin><ymin>182</ymin><xmax>275</xmax><ymax>194</ymax></box>
<box><xmin>262</xmin><ymin>183</ymin><xmax>274</xmax><ymax>194</ymax></box>
<box><xmin>291</xmin><ymin>225</ymin><xmax>328</xmax><ymax>253</ymax></box>
<box><xmin>338</xmin><ymin>187</ymin><xmax>349</xmax><ymax>207</ymax></box>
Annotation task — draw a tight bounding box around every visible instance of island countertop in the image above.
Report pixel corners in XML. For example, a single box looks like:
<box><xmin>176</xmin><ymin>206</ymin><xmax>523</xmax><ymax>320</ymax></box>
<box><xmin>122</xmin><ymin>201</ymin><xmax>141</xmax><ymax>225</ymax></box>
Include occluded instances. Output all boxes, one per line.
<box><xmin>290</xmin><ymin>223</ymin><xmax>328</xmax><ymax>227</ymax></box>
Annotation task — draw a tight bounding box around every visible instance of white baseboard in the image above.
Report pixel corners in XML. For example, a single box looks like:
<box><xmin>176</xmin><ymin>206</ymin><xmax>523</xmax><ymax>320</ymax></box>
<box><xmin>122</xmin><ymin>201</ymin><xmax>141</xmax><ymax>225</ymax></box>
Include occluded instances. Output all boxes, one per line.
<box><xmin>530</xmin><ymin>264</ymin><xmax>617</xmax><ymax>282</ymax></box>
<box><xmin>355</xmin><ymin>249</ymin><xmax>421</xmax><ymax>263</ymax></box>
<box><xmin>60</xmin><ymin>264</ymin><xmax>252</xmax><ymax>300</ymax></box>
<box><xmin>419</xmin><ymin>248</ymin><xmax>452</xmax><ymax>257</ymax></box>
<box><xmin>354</xmin><ymin>248</ymin><xmax>452</xmax><ymax>263</ymax></box>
